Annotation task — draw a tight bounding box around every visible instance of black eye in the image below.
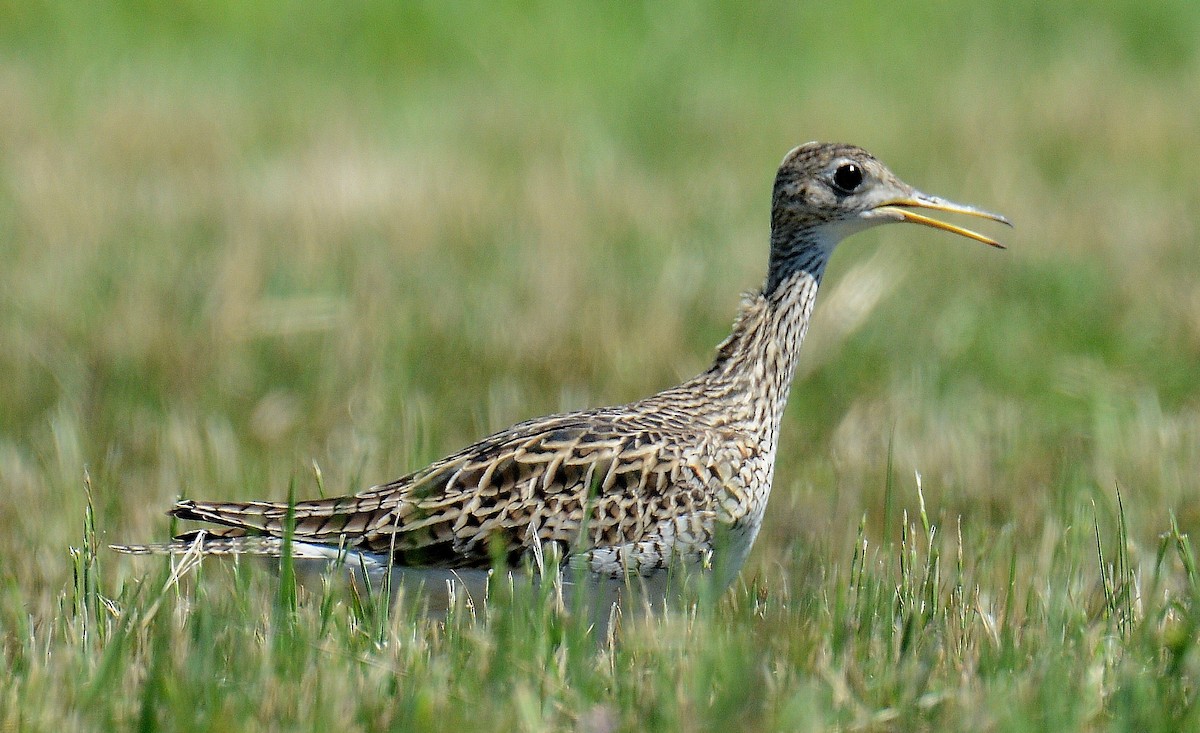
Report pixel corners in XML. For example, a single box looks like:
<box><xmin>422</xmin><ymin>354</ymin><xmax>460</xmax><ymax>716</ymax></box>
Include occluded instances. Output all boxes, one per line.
<box><xmin>831</xmin><ymin>163</ymin><xmax>864</xmax><ymax>193</ymax></box>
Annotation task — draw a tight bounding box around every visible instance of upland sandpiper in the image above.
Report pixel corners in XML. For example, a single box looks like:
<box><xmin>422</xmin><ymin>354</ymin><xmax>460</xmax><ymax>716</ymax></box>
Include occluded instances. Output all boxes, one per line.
<box><xmin>114</xmin><ymin>142</ymin><xmax>1008</xmax><ymax>608</ymax></box>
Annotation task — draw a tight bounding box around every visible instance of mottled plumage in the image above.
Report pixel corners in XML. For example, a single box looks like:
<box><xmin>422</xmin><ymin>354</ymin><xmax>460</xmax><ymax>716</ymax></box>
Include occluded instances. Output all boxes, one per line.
<box><xmin>114</xmin><ymin>142</ymin><xmax>1008</xmax><ymax>603</ymax></box>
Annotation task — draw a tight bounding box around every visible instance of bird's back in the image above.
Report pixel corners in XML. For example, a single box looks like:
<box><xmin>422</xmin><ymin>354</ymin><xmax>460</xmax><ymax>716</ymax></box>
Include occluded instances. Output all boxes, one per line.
<box><xmin>116</xmin><ymin>377</ymin><xmax>772</xmax><ymax>585</ymax></box>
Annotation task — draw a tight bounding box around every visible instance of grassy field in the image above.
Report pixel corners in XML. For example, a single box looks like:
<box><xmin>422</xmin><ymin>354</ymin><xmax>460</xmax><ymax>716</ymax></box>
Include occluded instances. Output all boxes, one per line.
<box><xmin>3</xmin><ymin>1</ymin><xmax>1200</xmax><ymax>730</ymax></box>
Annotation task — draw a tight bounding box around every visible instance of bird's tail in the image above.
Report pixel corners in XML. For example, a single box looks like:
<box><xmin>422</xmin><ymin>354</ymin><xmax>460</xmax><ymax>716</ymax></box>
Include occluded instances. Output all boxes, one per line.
<box><xmin>110</xmin><ymin>529</ymin><xmax>336</xmax><ymax>559</ymax></box>
<box><xmin>112</xmin><ymin>491</ymin><xmax>392</xmax><ymax>550</ymax></box>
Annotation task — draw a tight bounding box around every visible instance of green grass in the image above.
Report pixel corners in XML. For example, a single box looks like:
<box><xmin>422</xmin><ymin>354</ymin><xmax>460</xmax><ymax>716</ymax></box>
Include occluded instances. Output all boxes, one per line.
<box><xmin>4</xmin><ymin>1</ymin><xmax>1200</xmax><ymax>729</ymax></box>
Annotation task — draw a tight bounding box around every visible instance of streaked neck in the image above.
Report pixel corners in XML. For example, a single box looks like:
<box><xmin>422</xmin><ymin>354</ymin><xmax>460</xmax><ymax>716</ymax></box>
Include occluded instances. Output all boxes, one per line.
<box><xmin>704</xmin><ymin>242</ymin><xmax>830</xmax><ymax>446</ymax></box>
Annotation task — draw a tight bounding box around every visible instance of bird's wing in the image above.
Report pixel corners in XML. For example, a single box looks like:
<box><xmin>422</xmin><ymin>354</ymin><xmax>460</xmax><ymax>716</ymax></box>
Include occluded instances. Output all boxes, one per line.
<box><xmin>141</xmin><ymin>411</ymin><xmax>742</xmax><ymax>568</ymax></box>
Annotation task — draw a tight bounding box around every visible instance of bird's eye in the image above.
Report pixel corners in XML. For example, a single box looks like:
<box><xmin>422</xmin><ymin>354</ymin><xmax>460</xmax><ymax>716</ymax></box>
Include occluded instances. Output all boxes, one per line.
<box><xmin>831</xmin><ymin>163</ymin><xmax>864</xmax><ymax>193</ymax></box>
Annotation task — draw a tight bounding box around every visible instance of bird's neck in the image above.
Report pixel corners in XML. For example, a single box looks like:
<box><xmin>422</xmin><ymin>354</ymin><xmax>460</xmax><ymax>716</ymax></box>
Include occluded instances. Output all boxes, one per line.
<box><xmin>702</xmin><ymin>240</ymin><xmax>831</xmax><ymax>448</ymax></box>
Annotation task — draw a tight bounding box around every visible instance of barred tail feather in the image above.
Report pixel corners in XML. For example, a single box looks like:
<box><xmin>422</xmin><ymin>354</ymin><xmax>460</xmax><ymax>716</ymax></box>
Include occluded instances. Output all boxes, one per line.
<box><xmin>166</xmin><ymin>495</ymin><xmax>398</xmax><ymax>542</ymax></box>
<box><xmin>110</xmin><ymin>531</ymin><xmax>355</xmax><ymax>561</ymax></box>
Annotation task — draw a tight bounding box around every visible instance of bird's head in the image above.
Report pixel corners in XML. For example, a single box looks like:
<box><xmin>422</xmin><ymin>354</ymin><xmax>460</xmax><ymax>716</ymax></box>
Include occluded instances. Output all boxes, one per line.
<box><xmin>770</xmin><ymin>142</ymin><xmax>1010</xmax><ymax>258</ymax></box>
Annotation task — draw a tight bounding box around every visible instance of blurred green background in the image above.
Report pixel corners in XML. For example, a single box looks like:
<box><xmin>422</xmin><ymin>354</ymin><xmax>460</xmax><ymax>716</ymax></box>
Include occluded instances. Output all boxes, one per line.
<box><xmin>2</xmin><ymin>0</ymin><xmax>1199</xmax><ymax>608</ymax></box>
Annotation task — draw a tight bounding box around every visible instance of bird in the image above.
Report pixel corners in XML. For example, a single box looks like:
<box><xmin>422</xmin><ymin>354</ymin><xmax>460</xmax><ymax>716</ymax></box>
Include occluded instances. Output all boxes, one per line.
<box><xmin>113</xmin><ymin>142</ymin><xmax>1009</xmax><ymax>612</ymax></box>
